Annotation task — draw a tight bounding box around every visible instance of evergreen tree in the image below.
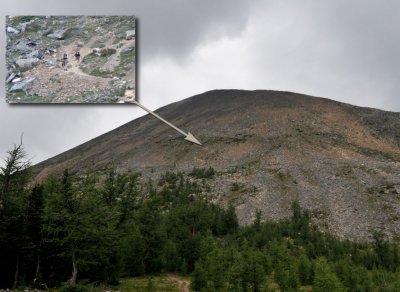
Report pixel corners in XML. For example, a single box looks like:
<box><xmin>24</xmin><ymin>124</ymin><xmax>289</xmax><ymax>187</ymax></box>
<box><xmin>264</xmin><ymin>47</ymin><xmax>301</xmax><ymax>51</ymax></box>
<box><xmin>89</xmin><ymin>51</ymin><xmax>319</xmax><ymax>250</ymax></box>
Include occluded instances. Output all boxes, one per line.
<box><xmin>224</xmin><ymin>204</ymin><xmax>239</xmax><ymax>234</ymax></box>
<box><xmin>298</xmin><ymin>253</ymin><xmax>313</xmax><ymax>285</ymax></box>
<box><xmin>120</xmin><ymin>227</ymin><xmax>145</xmax><ymax>276</ymax></box>
<box><xmin>240</xmin><ymin>249</ymin><xmax>266</xmax><ymax>292</ymax></box>
<box><xmin>313</xmin><ymin>257</ymin><xmax>345</xmax><ymax>292</ymax></box>
<box><xmin>136</xmin><ymin>198</ymin><xmax>167</xmax><ymax>273</ymax></box>
<box><xmin>191</xmin><ymin>262</ymin><xmax>208</xmax><ymax>291</ymax></box>
<box><xmin>43</xmin><ymin>170</ymin><xmax>119</xmax><ymax>284</ymax></box>
<box><xmin>25</xmin><ymin>185</ymin><xmax>45</xmax><ymax>286</ymax></box>
<box><xmin>0</xmin><ymin>141</ymin><xmax>31</xmax><ymax>289</ymax></box>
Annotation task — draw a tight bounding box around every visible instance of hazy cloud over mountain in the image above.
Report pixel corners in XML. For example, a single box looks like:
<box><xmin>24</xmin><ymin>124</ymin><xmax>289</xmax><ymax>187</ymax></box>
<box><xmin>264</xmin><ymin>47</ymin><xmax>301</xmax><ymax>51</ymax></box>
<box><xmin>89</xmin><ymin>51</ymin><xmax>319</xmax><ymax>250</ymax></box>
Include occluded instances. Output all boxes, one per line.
<box><xmin>1</xmin><ymin>0</ymin><xmax>399</xmax><ymax>164</ymax></box>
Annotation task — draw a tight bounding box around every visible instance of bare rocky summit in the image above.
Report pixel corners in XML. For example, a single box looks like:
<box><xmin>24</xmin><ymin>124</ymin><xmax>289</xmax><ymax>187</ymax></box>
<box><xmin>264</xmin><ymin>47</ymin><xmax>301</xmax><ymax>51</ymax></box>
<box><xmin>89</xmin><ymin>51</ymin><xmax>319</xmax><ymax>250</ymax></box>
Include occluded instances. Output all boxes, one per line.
<box><xmin>6</xmin><ymin>16</ymin><xmax>135</xmax><ymax>103</ymax></box>
<box><xmin>32</xmin><ymin>90</ymin><xmax>400</xmax><ymax>240</ymax></box>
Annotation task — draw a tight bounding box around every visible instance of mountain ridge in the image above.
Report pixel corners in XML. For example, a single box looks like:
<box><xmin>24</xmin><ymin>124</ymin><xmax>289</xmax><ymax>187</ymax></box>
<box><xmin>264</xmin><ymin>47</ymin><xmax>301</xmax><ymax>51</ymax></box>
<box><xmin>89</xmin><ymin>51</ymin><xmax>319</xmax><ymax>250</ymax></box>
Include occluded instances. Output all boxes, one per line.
<box><xmin>31</xmin><ymin>89</ymin><xmax>400</xmax><ymax>240</ymax></box>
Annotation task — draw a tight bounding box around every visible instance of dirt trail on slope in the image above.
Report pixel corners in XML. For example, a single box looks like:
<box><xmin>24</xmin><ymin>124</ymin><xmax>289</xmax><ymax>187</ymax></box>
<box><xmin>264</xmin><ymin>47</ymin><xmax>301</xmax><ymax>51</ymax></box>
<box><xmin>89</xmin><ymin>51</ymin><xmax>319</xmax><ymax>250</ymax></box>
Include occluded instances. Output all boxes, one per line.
<box><xmin>25</xmin><ymin>35</ymin><xmax>134</xmax><ymax>103</ymax></box>
<box><xmin>58</xmin><ymin>35</ymin><xmax>110</xmax><ymax>78</ymax></box>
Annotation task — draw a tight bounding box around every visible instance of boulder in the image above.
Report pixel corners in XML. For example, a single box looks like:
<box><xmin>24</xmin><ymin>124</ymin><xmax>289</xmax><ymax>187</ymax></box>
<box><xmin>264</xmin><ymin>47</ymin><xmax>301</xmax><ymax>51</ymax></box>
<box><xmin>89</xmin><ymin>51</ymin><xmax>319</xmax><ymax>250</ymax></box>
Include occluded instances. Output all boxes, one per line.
<box><xmin>7</xmin><ymin>26</ymin><xmax>20</xmax><ymax>34</ymax></box>
<box><xmin>125</xmin><ymin>30</ymin><xmax>135</xmax><ymax>40</ymax></box>
<box><xmin>6</xmin><ymin>73</ymin><xmax>16</xmax><ymax>84</ymax></box>
<box><xmin>17</xmin><ymin>21</ymin><xmax>34</xmax><ymax>32</ymax></box>
<box><xmin>47</xmin><ymin>29</ymin><xmax>69</xmax><ymax>40</ymax></box>
<box><xmin>9</xmin><ymin>77</ymin><xmax>37</xmax><ymax>92</ymax></box>
<box><xmin>45</xmin><ymin>58</ymin><xmax>57</xmax><ymax>67</ymax></box>
<box><xmin>15</xmin><ymin>58</ymin><xmax>40</xmax><ymax>69</ymax></box>
<box><xmin>15</xmin><ymin>41</ymin><xmax>35</xmax><ymax>53</ymax></box>
<box><xmin>27</xmin><ymin>50</ymin><xmax>43</xmax><ymax>59</ymax></box>
<box><xmin>121</xmin><ymin>46</ymin><xmax>134</xmax><ymax>53</ymax></box>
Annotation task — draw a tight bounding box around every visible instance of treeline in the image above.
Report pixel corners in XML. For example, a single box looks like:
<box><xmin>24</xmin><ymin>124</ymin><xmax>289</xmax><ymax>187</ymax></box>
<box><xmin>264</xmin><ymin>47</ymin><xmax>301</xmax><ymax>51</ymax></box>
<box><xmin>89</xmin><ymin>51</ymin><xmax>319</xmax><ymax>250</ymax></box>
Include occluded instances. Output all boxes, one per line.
<box><xmin>0</xmin><ymin>144</ymin><xmax>400</xmax><ymax>291</ymax></box>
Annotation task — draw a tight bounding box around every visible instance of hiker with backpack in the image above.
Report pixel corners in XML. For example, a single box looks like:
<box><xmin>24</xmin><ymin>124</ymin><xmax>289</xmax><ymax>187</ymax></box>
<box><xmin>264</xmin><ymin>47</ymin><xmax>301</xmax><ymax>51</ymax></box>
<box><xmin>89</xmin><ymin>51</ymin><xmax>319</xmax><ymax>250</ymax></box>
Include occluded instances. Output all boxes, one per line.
<box><xmin>74</xmin><ymin>50</ymin><xmax>81</xmax><ymax>62</ymax></box>
<box><xmin>62</xmin><ymin>53</ymin><xmax>68</xmax><ymax>70</ymax></box>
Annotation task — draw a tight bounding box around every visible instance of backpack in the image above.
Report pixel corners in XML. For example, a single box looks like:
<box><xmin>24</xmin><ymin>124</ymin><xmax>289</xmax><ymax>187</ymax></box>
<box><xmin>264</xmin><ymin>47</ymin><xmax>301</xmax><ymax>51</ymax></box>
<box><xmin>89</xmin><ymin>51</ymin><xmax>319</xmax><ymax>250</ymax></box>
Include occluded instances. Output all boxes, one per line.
<box><xmin>63</xmin><ymin>53</ymin><xmax>68</xmax><ymax>59</ymax></box>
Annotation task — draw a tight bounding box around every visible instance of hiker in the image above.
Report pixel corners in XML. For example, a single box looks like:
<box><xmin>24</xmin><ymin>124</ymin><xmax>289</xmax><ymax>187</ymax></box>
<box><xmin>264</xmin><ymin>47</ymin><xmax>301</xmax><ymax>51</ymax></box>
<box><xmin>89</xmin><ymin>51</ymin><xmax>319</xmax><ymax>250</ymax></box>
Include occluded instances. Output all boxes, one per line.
<box><xmin>62</xmin><ymin>53</ymin><xmax>68</xmax><ymax>70</ymax></box>
<box><xmin>74</xmin><ymin>50</ymin><xmax>81</xmax><ymax>62</ymax></box>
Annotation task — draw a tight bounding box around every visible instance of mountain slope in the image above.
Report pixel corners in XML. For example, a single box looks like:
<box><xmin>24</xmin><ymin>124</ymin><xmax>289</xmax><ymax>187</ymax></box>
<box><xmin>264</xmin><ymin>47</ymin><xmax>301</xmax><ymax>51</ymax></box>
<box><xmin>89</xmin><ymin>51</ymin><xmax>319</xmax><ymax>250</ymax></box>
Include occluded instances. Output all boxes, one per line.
<box><xmin>32</xmin><ymin>90</ymin><xmax>400</xmax><ymax>240</ymax></box>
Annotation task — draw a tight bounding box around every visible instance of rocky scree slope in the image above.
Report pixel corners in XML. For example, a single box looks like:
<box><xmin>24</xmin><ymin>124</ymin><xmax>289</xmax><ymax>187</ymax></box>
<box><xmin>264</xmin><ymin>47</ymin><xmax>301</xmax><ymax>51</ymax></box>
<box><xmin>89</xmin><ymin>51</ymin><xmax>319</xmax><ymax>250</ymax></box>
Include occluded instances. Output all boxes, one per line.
<box><xmin>6</xmin><ymin>16</ymin><xmax>135</xmax><ymax>103</ymax></box>
<box><xmin>32</xmin><ymin>90</ymin><xmax>400</xmax><ymax>240</ymax></box>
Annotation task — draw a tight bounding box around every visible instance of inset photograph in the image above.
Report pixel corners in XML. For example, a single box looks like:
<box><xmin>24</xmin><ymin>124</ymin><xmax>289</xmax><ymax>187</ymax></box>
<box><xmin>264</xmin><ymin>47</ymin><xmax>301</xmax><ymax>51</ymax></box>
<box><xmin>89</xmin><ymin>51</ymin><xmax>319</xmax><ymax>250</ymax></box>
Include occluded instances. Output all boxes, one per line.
<box><xmin>6</xmin><ymin>16</ymin><xmax>136</xmax><ymax>103</ymax></box>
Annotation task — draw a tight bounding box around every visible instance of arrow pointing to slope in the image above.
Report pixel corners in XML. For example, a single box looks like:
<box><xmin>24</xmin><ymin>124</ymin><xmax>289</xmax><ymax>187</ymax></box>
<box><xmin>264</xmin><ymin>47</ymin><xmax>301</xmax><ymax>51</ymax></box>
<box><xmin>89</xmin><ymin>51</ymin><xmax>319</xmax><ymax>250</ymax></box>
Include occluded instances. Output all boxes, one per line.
<box><xmin>131</xmin><ymin>100</ymin><xmax>202</xmax><ymax>145</ymax></box>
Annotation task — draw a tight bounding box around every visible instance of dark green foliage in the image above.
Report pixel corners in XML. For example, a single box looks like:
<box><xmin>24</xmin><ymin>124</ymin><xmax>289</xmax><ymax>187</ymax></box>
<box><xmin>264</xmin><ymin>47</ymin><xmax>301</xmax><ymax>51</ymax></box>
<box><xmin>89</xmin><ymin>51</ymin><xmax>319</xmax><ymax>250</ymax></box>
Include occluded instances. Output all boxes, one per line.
<box><xmin>100</xmin><ymin>48</ymin><xmax>117</xmax><ymax>56</ymax></box>
<box><xmin>313</xmin><ymin>257</ymin><xmax>345</xmax><ymax>292</ymax></box>
<box><xmin>0</xmin><ymin>142</ymin><xmax>32</xmax><ymax>288</ymax></box>
<box><xmin>231</xmin><ymin>182</ymin><xmax>241</xmax><ymax>191</ymax></box>
<box><xmin>58</xmin><ymin>283</ymin><xmax>90</xmax><ymax>292</ymax></box>
<box><xmin>298</xmin><ymin>254</ymin><xmax>313</xmax><ymax>285</ymax></box>
<box><xmin>191</xmin><ymin>262</ymin><xmax>207</xmax><ymax>291</ymax></box>
<box><xmin>189</xmin><ymin>167</ymin><xmax>215</xmax><ymax>179</ymax></box>
<box><xmin>1</xmin><ymin>148</ymin><xmax>400</xmax><ymax>291</ymax></box>
<box><xmin>119</xmin><ymin>227</ymin><xmax>145</xmax><ymax>276</ymax></box>
<box><xmin>240</xmin><ymin>249</ymin><xmax>267</xmax><ymax>291</ymax></box>
<box><xmin>8</xmin><ymin>16</ymin><xmax>37</xmax><ymax>26</ymax></box>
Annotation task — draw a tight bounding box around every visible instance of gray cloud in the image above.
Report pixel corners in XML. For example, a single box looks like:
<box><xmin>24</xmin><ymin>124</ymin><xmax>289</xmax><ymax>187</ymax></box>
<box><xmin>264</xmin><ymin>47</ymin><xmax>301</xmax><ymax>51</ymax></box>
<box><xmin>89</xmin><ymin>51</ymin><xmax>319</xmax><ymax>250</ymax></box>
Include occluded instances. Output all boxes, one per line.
<box><xmin>1</xmin><ymin>0</ymin><xmax>399</xmax><ymax>166</ymax></box>
<box><xmin>234</xmin><ymin>1</ymin><xmax>400</xmax><ymax>111</ymax></box>
<box><xmin>1</xmin><ymin>0</ymin><xmax>258</xmax><ymax>164</ymax></box>
<box><xmin>5</xmin><ymin>0</ymin><xmax>258</xmax><ymax>61</ymax></box>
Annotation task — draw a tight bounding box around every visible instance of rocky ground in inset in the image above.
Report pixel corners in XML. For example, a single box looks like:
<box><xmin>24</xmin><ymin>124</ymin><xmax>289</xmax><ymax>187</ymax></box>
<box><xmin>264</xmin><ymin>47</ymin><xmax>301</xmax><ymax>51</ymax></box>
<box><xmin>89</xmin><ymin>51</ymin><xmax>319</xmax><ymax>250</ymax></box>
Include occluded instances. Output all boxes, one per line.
<box><xmin>6</xmin><ymin>16</ymin><xmax>136</xmax><ymax>103</ymax></box>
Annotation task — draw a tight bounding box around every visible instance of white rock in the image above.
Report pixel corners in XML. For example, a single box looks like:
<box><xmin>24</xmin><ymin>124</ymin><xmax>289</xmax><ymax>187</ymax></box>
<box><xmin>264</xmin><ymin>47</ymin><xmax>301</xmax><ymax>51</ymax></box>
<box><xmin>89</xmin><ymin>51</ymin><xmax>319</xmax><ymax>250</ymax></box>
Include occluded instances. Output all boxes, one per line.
<box><xmin>15</xmin><ymin>58</ymin><xmax>40</xmax><ymax>69</ymax></box>
<box><xmin>47</xmin><ymin>29</ymin><xmax>69</xmax><ymax>39</ymax></box>
<box><xmin>45</xmin><ymin>58</ymin><xmax>57</xmax><ymax>67</ymax></box>
<box><xmin>125</xmin><ymin>30</ymin><xmax>135</xmax><ymax>40</ymax></box>
<box><xmin>27</xmin><ymin>50</ymin><xmax>43</xmax><ymax>59</ymax></box>
<box><xmin>18</xmin><ymin>22</ymin><xmax>33</xmax><ymax>32</ymax></box>
<box><xmin>6</xmin><ymin>73</ymin><xmax>16</xmax><ymax>84</ymax></box>
<box><xmin>7</xmin><ymin>26</ymin><xmax>20</xmax><ymax>34</ymax></box>
<box><xmin>15</xmin><ymin>42</ymin><xmax>35</xmax><ymax>53</ymax></box>
<box><xmin>9</xmin><ymin>77</ymin><xmax>37</xmax><ymax>92</ymax></box>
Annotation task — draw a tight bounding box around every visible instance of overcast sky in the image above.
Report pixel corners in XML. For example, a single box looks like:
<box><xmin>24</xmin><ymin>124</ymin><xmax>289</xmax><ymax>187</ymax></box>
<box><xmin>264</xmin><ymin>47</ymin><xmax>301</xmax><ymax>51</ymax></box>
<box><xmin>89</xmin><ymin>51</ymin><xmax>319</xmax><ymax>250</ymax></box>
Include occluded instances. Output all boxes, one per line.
<box><xmin>1</xmin><ymin>0</ymin><xmax>400</xmax><ymax>165</ymax></box>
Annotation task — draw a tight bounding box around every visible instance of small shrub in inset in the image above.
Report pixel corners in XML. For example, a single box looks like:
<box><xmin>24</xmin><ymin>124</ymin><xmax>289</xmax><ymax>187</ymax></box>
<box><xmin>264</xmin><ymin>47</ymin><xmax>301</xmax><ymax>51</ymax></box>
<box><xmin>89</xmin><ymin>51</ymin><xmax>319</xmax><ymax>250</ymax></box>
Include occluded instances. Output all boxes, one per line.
<box><xmin>100</xmin><ymin>48</ymin><xmax>117</xmax><ymax>57</ymax></box>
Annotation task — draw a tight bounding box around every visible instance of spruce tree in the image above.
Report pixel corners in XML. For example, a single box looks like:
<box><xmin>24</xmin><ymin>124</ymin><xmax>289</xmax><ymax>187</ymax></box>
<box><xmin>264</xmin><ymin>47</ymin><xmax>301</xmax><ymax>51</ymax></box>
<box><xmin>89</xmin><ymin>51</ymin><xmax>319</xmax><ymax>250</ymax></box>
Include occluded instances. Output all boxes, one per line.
<box><xmin>313</xmin><ymin>257</ymin><xmax>345</xmax><ymax>292</ymax></box>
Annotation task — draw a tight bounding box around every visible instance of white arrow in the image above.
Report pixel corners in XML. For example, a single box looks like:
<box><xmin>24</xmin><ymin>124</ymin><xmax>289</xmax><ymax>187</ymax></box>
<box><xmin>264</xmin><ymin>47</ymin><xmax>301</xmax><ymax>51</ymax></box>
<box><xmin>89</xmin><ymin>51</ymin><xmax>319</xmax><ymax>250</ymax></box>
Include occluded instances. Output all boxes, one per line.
<box><xmin>131</xmin><ymin>100</ymin><xmax>202</xmax><ymax>145</ymax></box>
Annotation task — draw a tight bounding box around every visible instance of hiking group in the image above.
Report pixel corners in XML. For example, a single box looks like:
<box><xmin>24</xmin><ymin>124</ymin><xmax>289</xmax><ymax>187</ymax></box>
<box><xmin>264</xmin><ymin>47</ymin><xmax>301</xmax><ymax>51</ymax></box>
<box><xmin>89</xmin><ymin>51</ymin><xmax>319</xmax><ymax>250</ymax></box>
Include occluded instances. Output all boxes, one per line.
<box><xmin>61</xmin><ymin>49</ymin><xmax>81</xmax><ymax>71</ymax></box>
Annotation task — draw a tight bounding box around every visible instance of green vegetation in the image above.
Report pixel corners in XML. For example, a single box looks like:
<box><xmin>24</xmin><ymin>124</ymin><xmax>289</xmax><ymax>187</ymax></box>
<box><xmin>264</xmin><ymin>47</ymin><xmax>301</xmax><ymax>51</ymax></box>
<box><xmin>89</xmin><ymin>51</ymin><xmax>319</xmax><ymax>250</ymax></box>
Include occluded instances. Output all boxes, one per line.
<box><xmin>1</xmin><ymin>144</ymin><xmax>400</xmax><ymax>291</ymax></box>
<box><xmin>8</xmin><ymin>16</ymin><xmax>37</xmax><ymax>26</ymax></box>
<box><xmin>79</xmin><ymin>53</ymin><xmax>108</xmax><ymax>76</ymax></box>
<box><xmin>113</xmin><ymin>47</ymin><xmax>135</xmax><ymax>77</ymax></box>
<box><xmin>100</xmin><ymin>48</ymin><xmax>117</xmax><ymax>56</ymax></box>
<box><xmin>189</xmin><ymin>167</ymin><xmax>215</xmax><ymax>179</ymax></box>
<box><xmin>7</xmin><ymin>92</ymin><xmax>55</xmax><ymax>103</ymax></box>
<box><xmin>80</xmin><ymin>47</ymin><xmax>134</xmax><ymax>78</ymax></box>
<box><xmin>118</xmin><ymin>276</ymin><xmax>180</xmax><ymax>291</ymax></box>
<box><xmin>230</xmin><ymin>181</ymin><xmax>242</xmax><ymax>191</ymax></box>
